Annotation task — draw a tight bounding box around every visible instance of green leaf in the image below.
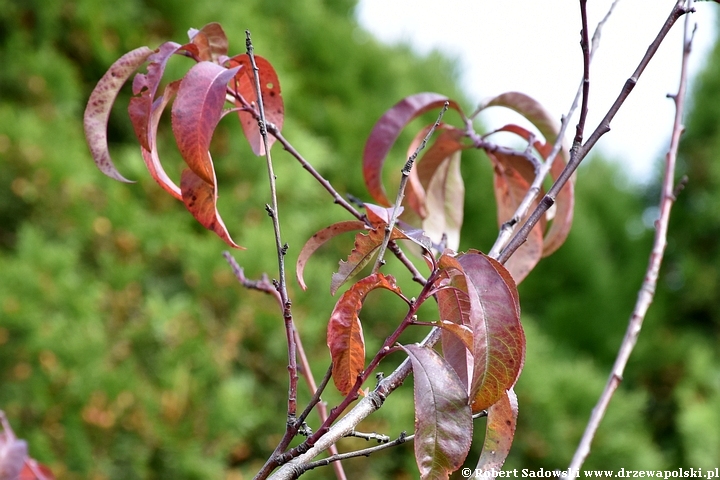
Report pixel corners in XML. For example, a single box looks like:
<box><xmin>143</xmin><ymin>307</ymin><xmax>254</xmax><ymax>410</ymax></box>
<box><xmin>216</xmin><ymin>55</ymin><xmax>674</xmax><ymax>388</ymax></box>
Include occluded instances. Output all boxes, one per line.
<box><xmin>403</xmin><ymin>344</ymin><xmax>472</xmax><ymax>480</ymax></box>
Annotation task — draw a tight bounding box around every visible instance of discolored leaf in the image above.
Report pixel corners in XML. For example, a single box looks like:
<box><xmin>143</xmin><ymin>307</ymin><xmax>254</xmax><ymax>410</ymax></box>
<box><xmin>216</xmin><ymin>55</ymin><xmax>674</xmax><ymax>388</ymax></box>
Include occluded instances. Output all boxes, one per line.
<box><xmin>227</xmin><ymin>54</ymin><xmax>284</xmax><ymax>155</ymax></box>
<box><xmin>364</xmin><ymin>203</ymin><xmax>401</xmax><ymax>227</ymax></box>
<box><xmin>172</xmin><ymin>61</ymin><xmax>240</xmax><ymax>186</ymax></box>
<box><xmin>296</xmin><ymin>220</ymin><xmax>367</xmax><ymax>290</ymax></box>
<box><xmin>331</xmin><ymin>226</ymin><xmax>409</xmax><ymax>295</ymax></box>
<box><xmin>477</xmin><ymin>94</ymin><xmax>575</xmax><ymax>256</ymax></box>
<box><xmin>363</xmin><ymin>93</ymin><xmax>464</xmax><ymax>206</ymax></box>
<box><xmin>489</xmin><ymin>149</ymin><xmax>544</xmax><ymax>284</ymax></box>
<box><xmin>475</xmin><ymin>388</ymin><xmax>519</xmax><ymax>476</ymax></box>
<box><xmin>180</xmin><ymin>168</ymin><xmax>243</xmax><ymax>249</ymax></box>
<box><xmin>327</xmin><ymin>274</ymin><xmax>403</xmax><ymax>395</ymax></box>
<box><xmin>128</xmin><ymin>41</ymin><xmax>183</xmax><ymax>152</ymax></box>
<box><xmin>20</xmin><ymin>459</ymin><xmax>56</xmax><ymax>480</ymax></box>
<box><xmin>139</xmin><ymin>80</ymin><xmax>182</xmax><ymax>200</ymax></box>
<box><xmin>188</xmin><ymin>23</ymin><xmax>228</xmax><ymax>62</ymax></box>
<box><xmin>84</xmin><ymin>46</ymin><xmax>154</xmax><ymax>182</ymax></box>
<box><xmin>457</xmin><ymin>252</ymin><xmax>524</xmax><ymax>412</ymax></box>
<box><xmin>423</xmin><ymin>150</ymin><xmax>465</xmax><ymax>252</ymax></box>
<box><xmin>403</xmin><ymin>344</ymin><xmax>472</xmax><ymax>480</ymax></box>
<box><xmin>435</xmin><ymin>256</ymin><xmax>473</xmax><ymax>389</ymax></box>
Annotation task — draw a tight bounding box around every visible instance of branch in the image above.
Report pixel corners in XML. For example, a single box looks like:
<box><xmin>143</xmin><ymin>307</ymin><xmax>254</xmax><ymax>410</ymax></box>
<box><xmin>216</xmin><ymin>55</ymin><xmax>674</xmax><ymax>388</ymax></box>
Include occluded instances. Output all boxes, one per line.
<box><xmin>566</xmin><ymin>2</ymin><xmax>695</xmax><ymax>476</ymax></box>
<box><xmin>488</xmin><ymin>0</ymin><xmax>619</xmax><ymax>258</ymax></box>
<box><xmin>373</xmin><ymin>101</ymin><xmax>449</xmax><ymax>272</ymax></box>
<box><xmin>498</xmin><ymin>0</ymin><xmax>691</xmax><ymax>264</ymax></box>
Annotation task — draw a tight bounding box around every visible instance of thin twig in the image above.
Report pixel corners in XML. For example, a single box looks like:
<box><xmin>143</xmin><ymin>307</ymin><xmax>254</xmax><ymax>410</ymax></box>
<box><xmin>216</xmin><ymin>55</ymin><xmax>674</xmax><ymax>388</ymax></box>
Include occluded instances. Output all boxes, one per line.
<box><xmin>488</xmin><ymin>0</ymin><xmax>620</xmax><ymax>259</ymax></box>
<box><xmin>566</xmin><ymin>2</ymin><xmax>694</xmax><ymax>476</ymax></box>
<box><xmin>372</xmin><ymin>101</ymin><xmax>449</xmax><ymax>272</ymax></box>
<box><xmin>498</xmin><ymin>0</ymin><xmax>690</xmax><ymax>264</ymax></box>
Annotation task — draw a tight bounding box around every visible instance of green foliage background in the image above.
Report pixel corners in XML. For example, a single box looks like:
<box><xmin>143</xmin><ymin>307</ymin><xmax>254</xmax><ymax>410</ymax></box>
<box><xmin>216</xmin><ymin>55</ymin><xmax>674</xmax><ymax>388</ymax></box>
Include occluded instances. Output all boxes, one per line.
<box><xmin>0</xmin><ymin>0</ymin><xmax>718</xmax><ymax>478</ymax></box>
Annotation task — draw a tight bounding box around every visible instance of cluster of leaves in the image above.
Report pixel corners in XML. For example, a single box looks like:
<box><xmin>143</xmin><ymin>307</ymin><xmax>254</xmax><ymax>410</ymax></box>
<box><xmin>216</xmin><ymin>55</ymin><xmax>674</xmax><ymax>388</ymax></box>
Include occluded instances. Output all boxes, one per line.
<box><xmin>83</xmin><ymin>21</ymin><xmax>580</xmax><ymax>478</ymax></box>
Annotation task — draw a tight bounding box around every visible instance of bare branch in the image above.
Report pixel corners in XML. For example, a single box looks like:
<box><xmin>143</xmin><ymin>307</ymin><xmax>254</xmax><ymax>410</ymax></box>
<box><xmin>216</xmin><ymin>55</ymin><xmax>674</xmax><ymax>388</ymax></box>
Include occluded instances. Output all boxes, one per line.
<box><xmin>566</xmin><ymin>1</ymin><xmax>695</xmax><ymax>475</ymax></box>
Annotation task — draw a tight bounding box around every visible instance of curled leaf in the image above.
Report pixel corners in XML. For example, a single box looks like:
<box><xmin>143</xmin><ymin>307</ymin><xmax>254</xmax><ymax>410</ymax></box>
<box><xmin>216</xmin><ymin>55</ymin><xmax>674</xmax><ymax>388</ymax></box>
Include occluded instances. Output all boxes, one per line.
<box><xmin>363</xmin><ymin>93</ymin><xmax>464</xmax><ymax>206</ymax></box>
<box><xmin>327</xmin><ymin>274</ymin><xmax>403</xmax><ymax>395</ymax></box>
<box><xmin>227</xmin><ymin>54</ymin><xmax>284</xmax><ymax>155</ymax></box>
<box><xmin>403</xmin><ymin>344</ymin><xmax>472</xmax><ymax>480</ymax></box>
<box><xmin>331</xmin><ymin>226</ymin><xmax>409</xmax><ymax>295</ymax></box>
<box><xmin>172</xmin><ymin>61</ymin><xmax>240</xmax><ymax>185</ymax></box>
<box><xmin>296</xmin><ymin>220</ymin><xmax>367</xmax><ymax>290</ymax></box>
<box><xmin>475</xmin><ymin>388</ymin><xmax>519</xmax><ymax>476</ymax></box>
<box><xmin>188</xmin><ymin>23</ymin><xmax>228</xmax><ymax>62</ymax></box>
<box><xmin>84</xmin><ymin>46</ymin><xmax>154</xmax><ymax>182</ymax></box>
<box><xmin>180</xmin><ymin>168</ymin><xmax>243</xmax><ymax>249</ymax></box>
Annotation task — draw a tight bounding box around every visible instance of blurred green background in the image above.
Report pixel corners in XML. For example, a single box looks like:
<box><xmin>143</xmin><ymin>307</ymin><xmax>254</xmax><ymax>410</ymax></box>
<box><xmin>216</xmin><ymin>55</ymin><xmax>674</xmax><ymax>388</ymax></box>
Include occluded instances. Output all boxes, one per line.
<box><xmin>1</xmin><ymin>0</ymin><xmax>719</xmax><ymax>478</ymax></box>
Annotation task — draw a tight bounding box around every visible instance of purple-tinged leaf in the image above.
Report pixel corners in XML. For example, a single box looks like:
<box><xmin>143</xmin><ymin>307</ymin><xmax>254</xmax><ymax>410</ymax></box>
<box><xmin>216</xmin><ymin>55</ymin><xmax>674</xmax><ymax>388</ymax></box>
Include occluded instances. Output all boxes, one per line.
<box><xmin>296</xmin><ymin>220</ymin><xmax>367</xmax><ymax>290</ymax></box>
<box><xmin>84</xmin><ymin>46</ymin><xmax>154</xmax><ymax>182</ymax></box>
<box><xmin>457</xmin><ymin>252</ymin><xmax>524</xmax><ymax>412</ymax></box>
<box><xmin>327</xmin><ymin>274</ymin><xmax>403</xmax><ymax>396</ymax></box>
<box><xmin>363</xmin><ymin>93</ymin><xmax>464</xmax><ymax>206</ymax></box>
<box><xmin>180</xmin><ymin>168</ymin><xmax>243</xmax><ymax>249</ymax></box>
<box><xmin>403</xmin><ymin>344</ymin><xmax>472</xmax><ymax>480</ymax></box>
<box><xmin>139</xmin><ymin>80</ymin><xmax>182</xmax><ymax>200</ymax></box>
<box><xmin>227</xmin><ymin>54</ymin><xmax>284</xmax><ymax>155</ymax></box>
<box><xmin>188</xmin><ymin>23</ymin><xmax>228</xmax><ymax>62</ymax></box>
<box><xmin>365</xmin><ymin>203</ymin><xmax>401</xmax><ymax>227</ymax></box>
<box><xmin>331</xmin><ymin>227</ymin><xmax>409</xmax><ymax>295</ymax></box>
<box><xmin>171</xmin><ymin>61</ymin><xmax>240</xmax><ymax>186</ymax></box>
<box><xmin>128</xmin><ymin>41</ymin><xmax>182</xmax><ymax>151</ymax></box>
<box><xmin>475</xmin><ymin>388</ymin><xmax>519</xmax><ymax>476</ymax></box>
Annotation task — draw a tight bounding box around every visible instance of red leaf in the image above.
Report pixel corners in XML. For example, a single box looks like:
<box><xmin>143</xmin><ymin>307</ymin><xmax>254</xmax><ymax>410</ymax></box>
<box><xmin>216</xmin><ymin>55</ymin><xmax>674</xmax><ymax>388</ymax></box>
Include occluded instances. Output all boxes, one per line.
<box><xmin>296</xmin><ymin>220</ymin><xmax>367</xmax><ymax>290</ymax></box>
<box><xmin>188</xmin><ymin>23</ymin><xmax>228</xmax><ymax>62</ymax></box>
<box><xmin>171</xmin><ymin>61</ymin><xmax>240</xmax><ymax>185</ymax></box>
<box><xmin>478</xmin><ymin>94</ymin><xmax>575</xmax><ymax>256</ymax></box>
<box><xmin>20</xmin><ymin>459</ymin><xmax>55</xmax><ymax>480</ymax></box>
<box><xmin>435</xmin><ymin>255</ymin><xmax>473</xmax><ymax>389</ymax></box>
<box><xmin>363</xmin><ymin>93</ymin><xmax>464</xmax><ymax>206</ymax></box>
<box><xmin>331</xmin><ymin>226</ymin><xmax>409</xmax><ymax>295</ymax></box>
<box><xmin>403</xmin><ymin>344</ymin><xmax>472</xmax><ymax>480</ymax></box>
<box><xmin>475</xmin><ymin>388</ymin><xmax>519</xmax><ymax>476</ymax></box>
<box><xmin>489</xmin><ymin>149</ymin><xmax>544</xmax><ymax>284</ymax></box>
<box><xmin>457</xmin><ymin>252</ymin><xmax>524</xmax><ymax>412</ymax></box>
<box><xmin>139</xmin><ymin>80</ymin><xmax>182</xmax><ymax>200</ymax></box>
<box><xmin>180</xmin><ymin>168</ymin><xmax>243</xmax><ymax>249</ymax></box>
<box><xmin>128</xmin><ymin>41</ymin><xmax>183</xmax><ymax>151</ymax></box>
<box><xmin>327</xmin><ymin>274</ymin><xmax>403</xmax><ymax>395</ymax></box>
<box><xmin>84</xmin><ymin>46</ymin><xmax>154</xmax><ymax>182</ymax></box>
<box><xmin>227</xmin><ymin>54</ymin><xmax>284</xmax><ymax>155</ymax></box>
<box><xmin>364</xmin><ymin>203</ymin><xmax>400</xmax><ymax>227</ymax></box>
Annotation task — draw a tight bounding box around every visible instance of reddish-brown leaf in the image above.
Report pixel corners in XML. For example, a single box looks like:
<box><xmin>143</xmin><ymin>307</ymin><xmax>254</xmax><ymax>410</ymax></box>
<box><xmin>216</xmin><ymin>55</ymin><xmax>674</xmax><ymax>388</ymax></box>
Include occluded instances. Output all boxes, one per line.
<box><xmin>434</xmin><ymin>259</ymin><xmax>472</xmax><ymax>389</ymax></box>
<box><xmin>478</xmin><ymin>94</ymin><xmax>575</xmax><ymax>256</ymax></box>
<box><xmin>139</xmin><ymin>79</ymin><xmax>182</xmax><ymax>200</ymax></box>
<box><xmin>172</xmin><ymin>61</ymin><xmax>239</xmax><ymax>186</ymax></box>
<box><xmin>227</xmin><ymin>54</ymin><xmax>284</xmax><ymax>155</ymax></box>
<box><xmin>84</xmin><ymin>46</ymin><xmax>154</xmax><ymax>183</ymax></box>
<box><xmin>457</xmin><ymin>252</ymin><xmax>524</xmax><ymax>412</ymax></box>
<box><xmin>188</xmin><ymin>23</ymin><xmax>228</xmax><ymax>62</ymax></box>
<box><xmin>327</xmin><ymin>274</ymin><xmax>403</xmax><ymax>395</ymax></box>
<box><xmin>180</xmin><ymin>168</ymin><xmax>243</xmax><ymax>249</ymax></box>
<box><xmin>296</xmin><ymin>220</ymin><xmax>367</xmax><ymax>290</ymax></box>
<box><xmin>20</xmin><ymin>459</ymin><xmax>56</xmax><ymax>480</ymax></box>
<box><xmin>475</xmin><ymin>388</ymin><xmax>519</xmax><ymax>475</ymax></box>
<box><xmin>331</xmin><ymin>227</ymin><xmax>409</xmax><ymax>295</ymax></box>
<box><xmin>403</xmin><ymin>344</ymin><xmax>472</xmax><ymax>480</ymax></box>
<box><xmin>364</xmin><ymin>203</ymin><xmax>400</xmax><ymax>227</ymax></box>
<box><xmin>363</xmin><ymin>93</ymin><xmax>464</xmax><ymax>206</ymax></box>
<box><xmin>489</xmin><ymin>150</ymin><xmax>544</xmax><ymax>284</ymax></box>
<box><xmin>128</xmin><ymin>41</ymin><xmax>183</xmax><ymax>151</ymax></box>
